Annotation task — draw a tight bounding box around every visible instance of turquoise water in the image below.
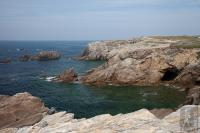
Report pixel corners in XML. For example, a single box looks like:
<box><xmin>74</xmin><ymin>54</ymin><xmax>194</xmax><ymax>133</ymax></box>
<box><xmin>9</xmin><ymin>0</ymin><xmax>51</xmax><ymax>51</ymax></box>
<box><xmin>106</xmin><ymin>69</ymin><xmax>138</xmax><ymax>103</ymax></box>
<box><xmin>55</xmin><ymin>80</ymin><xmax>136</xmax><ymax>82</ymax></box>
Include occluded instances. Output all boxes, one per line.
<box><xmin>0</xmin><ymin>41</ymin><xmax>185</xmax><ymax>118</ymax></box>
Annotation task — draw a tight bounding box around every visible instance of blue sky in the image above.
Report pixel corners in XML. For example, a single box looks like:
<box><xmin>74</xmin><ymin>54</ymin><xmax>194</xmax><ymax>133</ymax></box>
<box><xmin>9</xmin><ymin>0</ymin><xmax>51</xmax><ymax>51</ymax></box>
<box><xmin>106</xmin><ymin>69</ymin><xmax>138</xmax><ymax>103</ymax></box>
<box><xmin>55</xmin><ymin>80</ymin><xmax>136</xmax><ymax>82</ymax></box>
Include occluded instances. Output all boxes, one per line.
<box><xmin>0</xmin><ymin>0</ymin><xmax>200</xmax><ymax>40</ymax></box>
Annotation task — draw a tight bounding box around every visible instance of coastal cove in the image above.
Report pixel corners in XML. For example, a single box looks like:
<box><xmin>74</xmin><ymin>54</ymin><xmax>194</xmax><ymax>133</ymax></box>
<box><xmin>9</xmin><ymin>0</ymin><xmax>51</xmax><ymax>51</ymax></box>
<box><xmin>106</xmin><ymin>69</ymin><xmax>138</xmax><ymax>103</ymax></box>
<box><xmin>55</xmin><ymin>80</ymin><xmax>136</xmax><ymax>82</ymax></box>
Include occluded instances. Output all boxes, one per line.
<box><xmin>0</xmin><ymin>41</ymin><xmax>186</xmax><ymax>118</ymax></box>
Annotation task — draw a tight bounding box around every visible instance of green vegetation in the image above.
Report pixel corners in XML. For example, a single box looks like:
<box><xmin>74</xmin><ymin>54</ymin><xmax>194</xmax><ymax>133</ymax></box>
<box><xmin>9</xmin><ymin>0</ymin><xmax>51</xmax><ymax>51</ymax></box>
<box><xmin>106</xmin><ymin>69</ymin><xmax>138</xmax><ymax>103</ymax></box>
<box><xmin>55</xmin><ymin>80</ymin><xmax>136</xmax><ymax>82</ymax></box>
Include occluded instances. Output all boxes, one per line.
<box><xmin>152</xmin><ymin>36</ymin><xmax>200</xmax><ymax>49</ymax></box>
<box><xmin>175</xmin><ymin>44</ymin><xmax>200</xmax><ymax>49</ymax></box>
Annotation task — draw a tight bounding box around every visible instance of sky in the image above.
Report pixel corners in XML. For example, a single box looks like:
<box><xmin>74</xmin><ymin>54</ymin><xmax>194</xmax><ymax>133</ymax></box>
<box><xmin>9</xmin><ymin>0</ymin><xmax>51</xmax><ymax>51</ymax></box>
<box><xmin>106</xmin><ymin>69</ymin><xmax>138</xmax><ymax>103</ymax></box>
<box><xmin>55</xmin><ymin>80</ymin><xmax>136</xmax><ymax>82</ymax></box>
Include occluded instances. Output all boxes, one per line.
<box><xmin>0</xmin><ymin>0</ymin><xmax>200</xmax><ymax>40</ymax></box>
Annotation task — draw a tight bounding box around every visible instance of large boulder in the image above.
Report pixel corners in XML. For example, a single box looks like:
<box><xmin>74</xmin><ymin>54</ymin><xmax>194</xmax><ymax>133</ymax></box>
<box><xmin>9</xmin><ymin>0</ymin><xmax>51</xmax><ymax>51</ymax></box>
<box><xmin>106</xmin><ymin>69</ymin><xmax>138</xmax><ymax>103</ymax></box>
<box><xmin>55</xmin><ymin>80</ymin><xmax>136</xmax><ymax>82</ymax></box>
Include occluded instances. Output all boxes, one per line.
<box><xmin>54</xmin><ymin>68</ymin><xmax>78</xmax><ymax>83</ymax></box>
<box><xmin>0</xmin><ymin>92</ymin><xmax>48</xmax><ymax>129</ymax></box>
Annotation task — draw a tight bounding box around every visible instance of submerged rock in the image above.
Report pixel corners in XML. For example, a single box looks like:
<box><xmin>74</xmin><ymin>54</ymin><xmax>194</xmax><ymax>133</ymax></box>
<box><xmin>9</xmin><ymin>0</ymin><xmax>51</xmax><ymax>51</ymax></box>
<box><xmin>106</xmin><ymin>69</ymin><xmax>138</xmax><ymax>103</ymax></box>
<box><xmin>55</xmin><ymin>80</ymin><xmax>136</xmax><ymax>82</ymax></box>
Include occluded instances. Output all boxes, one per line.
<box><xmin>0</xmin><ymin>92</ymin><xmax>48</xmax><ymax>129</ymax></box>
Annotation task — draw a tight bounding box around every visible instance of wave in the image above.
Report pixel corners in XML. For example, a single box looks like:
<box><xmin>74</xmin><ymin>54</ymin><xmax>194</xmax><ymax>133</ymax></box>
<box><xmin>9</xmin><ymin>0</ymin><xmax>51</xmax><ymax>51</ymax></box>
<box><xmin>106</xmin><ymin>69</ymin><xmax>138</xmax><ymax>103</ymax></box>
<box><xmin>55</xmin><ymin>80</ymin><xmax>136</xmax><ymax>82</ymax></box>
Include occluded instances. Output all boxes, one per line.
<box><xmin>45</xmin><ymin>76</ymin><xmax>56</xmax><ymax>82</ymax></box>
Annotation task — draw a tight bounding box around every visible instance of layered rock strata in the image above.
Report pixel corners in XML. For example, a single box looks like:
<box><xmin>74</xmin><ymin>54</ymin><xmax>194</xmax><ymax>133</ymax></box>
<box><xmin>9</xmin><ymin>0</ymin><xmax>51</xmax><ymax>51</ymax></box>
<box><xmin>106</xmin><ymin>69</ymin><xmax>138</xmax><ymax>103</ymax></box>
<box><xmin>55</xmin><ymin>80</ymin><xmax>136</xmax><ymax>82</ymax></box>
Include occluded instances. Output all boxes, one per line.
<box><xmin>81</xmin><ymin>37</ymin><xmax>200</xmax><ymax>86</ymax></box>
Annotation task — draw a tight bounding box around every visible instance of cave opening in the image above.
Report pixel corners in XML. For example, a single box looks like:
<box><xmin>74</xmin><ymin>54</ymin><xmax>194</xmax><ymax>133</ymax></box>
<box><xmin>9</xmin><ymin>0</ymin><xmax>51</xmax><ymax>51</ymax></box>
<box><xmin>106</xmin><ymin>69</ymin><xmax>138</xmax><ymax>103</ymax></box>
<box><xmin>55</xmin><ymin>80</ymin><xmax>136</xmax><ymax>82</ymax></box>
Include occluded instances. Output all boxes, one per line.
<box><xmin>161</xmin><ymin>67</ymin><xmax>181</xmax><ymax>81</ymax></box>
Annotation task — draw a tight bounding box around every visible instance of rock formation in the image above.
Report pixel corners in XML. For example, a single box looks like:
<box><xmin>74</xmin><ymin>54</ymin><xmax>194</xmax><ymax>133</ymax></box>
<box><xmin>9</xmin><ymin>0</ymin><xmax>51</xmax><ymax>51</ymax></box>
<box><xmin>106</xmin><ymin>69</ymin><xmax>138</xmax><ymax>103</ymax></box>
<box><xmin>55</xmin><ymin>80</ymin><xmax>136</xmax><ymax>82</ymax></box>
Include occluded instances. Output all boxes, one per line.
<box><xmin>19</xmin><ymin>51</ymin><xmax>61</xmax><ymax>62</ymax></box>
<box><xmin>81</xmin><ymin>38</ymin><xmax>199</xmax><ymax>86</ymax></box>
<box><xmin>19</xmin><ymin>55</ymin><xmax>32</xmax><ymax>62</ymax></box>
<box><xmin>0</xmin><ymin>92</ymin><xmax>48</xmax><ymax>130</ymax></box>
<box><xmin>31</xmin><ymin>51</ymin><xmax>61</xmax><ymax>61</ymax></box>
<box><xmin>1</xmin><ymin>104</ymin><xmax>200</xmax><ymax>133</ymax></box>
<box><xmin>175</xmin><ymin>63</ymin><xmax>200</xmax><ymax>105</ymax></box>
<box><xmin>0</xmin><ymin>58</ymin><xmax>11</xmax><ymax>64</ymax></box>
<box><xmin>78</xmin><ymin>39</ymin><xmax>141</xmax><ymax>60</ymax></box>
<box><xmin>54</xmin><ymin>68</ymin><xmax>78</xmax><ymax>83</ymax></box>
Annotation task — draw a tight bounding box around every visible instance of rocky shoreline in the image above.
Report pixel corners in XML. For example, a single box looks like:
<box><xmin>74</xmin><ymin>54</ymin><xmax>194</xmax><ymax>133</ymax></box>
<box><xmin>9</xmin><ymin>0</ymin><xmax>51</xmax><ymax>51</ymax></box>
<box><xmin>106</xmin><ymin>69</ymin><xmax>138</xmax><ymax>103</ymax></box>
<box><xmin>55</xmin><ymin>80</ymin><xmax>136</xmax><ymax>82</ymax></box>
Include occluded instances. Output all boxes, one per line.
<box><xmin>1</xmin><ymin>36</ymin><xmax>200</xmax><ymax>132</ymax></box>
<box><xmin>1</xmin><ymin>92</ymin><xmax>200</xmax><ymax>133</ymax></box>
<box><xmin>80</xmin><ymin>36</ymin><xmax>200</xmax><ymax>106</ymax></box>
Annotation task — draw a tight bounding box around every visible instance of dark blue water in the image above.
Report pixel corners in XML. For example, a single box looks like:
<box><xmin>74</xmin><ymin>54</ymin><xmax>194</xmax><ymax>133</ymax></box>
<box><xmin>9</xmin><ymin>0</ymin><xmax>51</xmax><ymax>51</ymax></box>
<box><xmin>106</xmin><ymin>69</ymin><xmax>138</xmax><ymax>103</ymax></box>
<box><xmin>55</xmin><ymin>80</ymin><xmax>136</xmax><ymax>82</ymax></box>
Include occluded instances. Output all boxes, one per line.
<box><xmin>0</xmin><ymin>41</ymin><xmax>185</xmax><ymax>118</ymax></box>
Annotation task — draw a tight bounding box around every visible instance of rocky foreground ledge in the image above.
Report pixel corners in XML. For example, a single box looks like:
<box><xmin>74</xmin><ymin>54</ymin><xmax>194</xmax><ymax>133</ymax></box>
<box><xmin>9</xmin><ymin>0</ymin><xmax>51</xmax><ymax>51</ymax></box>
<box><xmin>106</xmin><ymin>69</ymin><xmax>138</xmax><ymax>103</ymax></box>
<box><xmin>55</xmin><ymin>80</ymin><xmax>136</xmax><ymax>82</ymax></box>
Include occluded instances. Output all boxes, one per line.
<box><xmin>1</xmin><ymin>92</ymin><xmax>200</xmax><ymax>133</ymax></box>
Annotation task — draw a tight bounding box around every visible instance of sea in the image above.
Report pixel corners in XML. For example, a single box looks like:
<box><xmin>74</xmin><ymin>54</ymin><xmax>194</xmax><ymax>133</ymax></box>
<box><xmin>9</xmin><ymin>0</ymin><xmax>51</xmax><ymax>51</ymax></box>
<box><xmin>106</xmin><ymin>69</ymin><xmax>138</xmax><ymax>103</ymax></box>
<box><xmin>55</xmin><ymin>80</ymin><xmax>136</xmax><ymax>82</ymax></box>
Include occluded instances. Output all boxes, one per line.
<box><xmin>0</xmin><ymin>41</ymin><xmax>185</xmax><ymax>118</ymax></box>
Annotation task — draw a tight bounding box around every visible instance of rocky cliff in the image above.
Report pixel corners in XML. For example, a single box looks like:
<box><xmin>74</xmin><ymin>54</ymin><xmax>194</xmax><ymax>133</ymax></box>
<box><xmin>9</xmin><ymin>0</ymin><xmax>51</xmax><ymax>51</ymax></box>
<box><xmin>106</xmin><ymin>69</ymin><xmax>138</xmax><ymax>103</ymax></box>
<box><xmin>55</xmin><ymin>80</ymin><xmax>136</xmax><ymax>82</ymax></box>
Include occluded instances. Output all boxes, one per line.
<box><xmin>81</xmin><ymin>36</ymin><xmax>200</xmax><ymax>86</ymax></box>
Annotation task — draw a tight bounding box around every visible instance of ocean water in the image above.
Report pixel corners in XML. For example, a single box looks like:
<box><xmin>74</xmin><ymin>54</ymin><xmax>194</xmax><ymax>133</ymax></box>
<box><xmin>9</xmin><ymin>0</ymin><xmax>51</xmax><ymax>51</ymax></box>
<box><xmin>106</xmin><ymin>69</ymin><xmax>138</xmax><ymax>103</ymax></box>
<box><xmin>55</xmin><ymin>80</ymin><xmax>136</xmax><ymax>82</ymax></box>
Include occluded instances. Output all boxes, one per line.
<box><xmin>0</xmin><ymin>41</ymin><xmax>185</xmax><ymax>118</ymax></box>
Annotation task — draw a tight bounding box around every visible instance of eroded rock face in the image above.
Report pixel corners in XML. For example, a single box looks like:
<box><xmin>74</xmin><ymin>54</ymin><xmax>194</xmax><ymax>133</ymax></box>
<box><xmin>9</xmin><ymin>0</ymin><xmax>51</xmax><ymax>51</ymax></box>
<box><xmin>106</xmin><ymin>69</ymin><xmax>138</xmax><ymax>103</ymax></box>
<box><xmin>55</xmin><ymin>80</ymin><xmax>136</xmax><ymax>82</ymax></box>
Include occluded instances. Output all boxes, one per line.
<box><xmin>78</xmin><ymin>39</ymin><xmax>141</xmax><ymax>60</ymax></box>
<box><xmin>176</xmin><ymin>63</ymin><xmax>200</xmax><ymax>88</ymax></box>
<box><xmin>0</xmin><ymin>92</ymin><xmax>48</xmax><ymax>129</ymax></box>
<box><xmin>82</xmin><ymin>46</ymin><xmax>199</xmax><ymax>86</ymax></box>
<box><xmin>2</xmin><ymin>105</ymin><xmax>200</xmax><ymax>133</ymax></box>
<box><xmin>54</xmin><ymin>68</ymin><xmax>78</xmax><ymax>83</ymax></box>
<box><xmin>174</xmin><ymin>64</ymin><xmax>200</xmax><ymax>105</ymax></box>
<box><xmin>81</xmin><ymin>36</ymin><xmax>200</xmax><ymax>86</ymax></box>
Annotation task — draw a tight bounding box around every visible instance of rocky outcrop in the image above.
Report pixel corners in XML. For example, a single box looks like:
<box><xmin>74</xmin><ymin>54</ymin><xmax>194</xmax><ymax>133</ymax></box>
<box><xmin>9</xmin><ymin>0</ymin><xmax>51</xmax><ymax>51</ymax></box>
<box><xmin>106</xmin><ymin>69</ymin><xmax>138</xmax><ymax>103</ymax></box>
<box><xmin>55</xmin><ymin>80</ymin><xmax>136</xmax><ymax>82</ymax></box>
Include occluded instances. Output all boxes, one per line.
<box><xmin>2</xmin><ymin>105</ymin><xmax>200</xmax><ymax>133</ymax></box>
<box><xmin>175</xmin><ymin>63</ymin><xmax>200</xmax><ymax>88</ymax></box>
<box><xmin>0</xmin><ymin>92</ymin><xmax>48</xmax><ymax>130</ymax></box>
<box><xmin>175</xmin><ymin>63</ymin><xmax>200</xmax><ymax>105</ymax></box>
<box><xmin>0</xmin><ymin>58</ymin><xmax>11</xmax><ymax>64</ymax></box>
<box><xmin>78</xmin><ymin>39</ymin><xmax>141</xmax><ymax>60</ymax></box>
<box><xmin>31</xmin><ymin>51</ymin><xmax>61</xmax><ymax>61</ymax></box>
<box><xmin>53</xmin><ymin>68</ymin><xmax>78</xmax><ymax>83</ymax></box>
<box><xmin>19</xmin><ymin>51</ymin><xmax>61</xmax><ymax>62</ymax></box>
<box><xmin>81</xmin><ymin>36</ymin><xmax>200</xmax><ymax>86</ymax></box>
<box><xmin>19</xmin><ymin>55</ymin><xmax>32</xmax><ymax>62</ymax></box>
<box><xmin>82</xmin><ymin>46</ymin><xmax>199</xmax><ymax>86</ymax></box>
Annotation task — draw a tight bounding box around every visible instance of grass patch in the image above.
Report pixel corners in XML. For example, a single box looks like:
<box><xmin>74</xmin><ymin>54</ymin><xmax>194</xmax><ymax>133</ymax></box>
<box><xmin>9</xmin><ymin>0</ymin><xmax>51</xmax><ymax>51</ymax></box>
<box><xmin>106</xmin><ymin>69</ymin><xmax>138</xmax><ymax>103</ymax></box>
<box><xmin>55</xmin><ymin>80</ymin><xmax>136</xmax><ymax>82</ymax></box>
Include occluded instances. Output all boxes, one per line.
<box><xmin>175</xmin><ymin>44</ymin><xmax>200</xmax><ymax>49</ymax></box>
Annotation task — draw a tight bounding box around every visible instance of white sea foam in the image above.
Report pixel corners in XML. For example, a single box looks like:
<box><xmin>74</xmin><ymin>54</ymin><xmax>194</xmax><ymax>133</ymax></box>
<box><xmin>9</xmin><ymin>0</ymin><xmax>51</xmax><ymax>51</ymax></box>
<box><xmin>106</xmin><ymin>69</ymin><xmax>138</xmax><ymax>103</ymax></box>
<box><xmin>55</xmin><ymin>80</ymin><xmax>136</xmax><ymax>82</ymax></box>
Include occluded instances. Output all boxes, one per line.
<box><xmin>45</xmin><ymin>76</ymin><xmax>56</xmax><ymax>82</ymax></box>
